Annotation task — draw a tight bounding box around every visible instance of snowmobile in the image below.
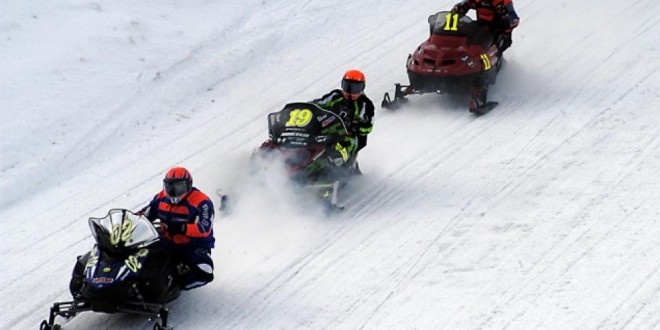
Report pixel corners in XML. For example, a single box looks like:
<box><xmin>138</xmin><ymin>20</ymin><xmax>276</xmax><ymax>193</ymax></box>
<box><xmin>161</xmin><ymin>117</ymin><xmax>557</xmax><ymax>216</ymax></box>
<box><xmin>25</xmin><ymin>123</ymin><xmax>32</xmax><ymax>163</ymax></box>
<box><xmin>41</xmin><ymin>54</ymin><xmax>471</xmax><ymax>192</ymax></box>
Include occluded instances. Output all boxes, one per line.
<box><xmin>41</xmin><ymin>209</ymin><xmax>184</xmax><ymax>330</ymax></box>
<box><xmin>251</xmin><ymin>102</ymin><xmax>358</xmax><ymax>211</ymax></box>
<box><xmin>381</xmin><ymin>11</ymin><xmax>502</xmax><ymax>115</ymax></box>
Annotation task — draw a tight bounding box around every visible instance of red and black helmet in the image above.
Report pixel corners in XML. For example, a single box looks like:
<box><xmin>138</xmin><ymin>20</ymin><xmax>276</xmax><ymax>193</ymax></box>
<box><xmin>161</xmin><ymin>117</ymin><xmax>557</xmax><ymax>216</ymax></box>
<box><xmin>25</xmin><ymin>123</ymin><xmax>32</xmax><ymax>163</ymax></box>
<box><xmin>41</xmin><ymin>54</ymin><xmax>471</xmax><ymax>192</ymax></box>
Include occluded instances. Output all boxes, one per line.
<box><xmin>341</xmin><ymin>69</ymin><xmax>366</xmax><ymax>95</ymax></box>
<box><xmin>163</xmin><ymin>166</ymin><xmax>192</xmax><ymax>204</ymax></box>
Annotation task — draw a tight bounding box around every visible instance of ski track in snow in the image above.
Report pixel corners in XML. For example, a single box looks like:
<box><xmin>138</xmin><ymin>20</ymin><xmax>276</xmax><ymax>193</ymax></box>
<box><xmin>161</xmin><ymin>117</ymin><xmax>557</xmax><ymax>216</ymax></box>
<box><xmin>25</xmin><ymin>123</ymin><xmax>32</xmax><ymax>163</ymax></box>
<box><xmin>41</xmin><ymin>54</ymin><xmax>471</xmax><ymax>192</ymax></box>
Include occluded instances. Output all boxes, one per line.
<box><xmin>2</xmin><ymin>0</ymin><xmax>660</xmax><ymax>329</ymax></box>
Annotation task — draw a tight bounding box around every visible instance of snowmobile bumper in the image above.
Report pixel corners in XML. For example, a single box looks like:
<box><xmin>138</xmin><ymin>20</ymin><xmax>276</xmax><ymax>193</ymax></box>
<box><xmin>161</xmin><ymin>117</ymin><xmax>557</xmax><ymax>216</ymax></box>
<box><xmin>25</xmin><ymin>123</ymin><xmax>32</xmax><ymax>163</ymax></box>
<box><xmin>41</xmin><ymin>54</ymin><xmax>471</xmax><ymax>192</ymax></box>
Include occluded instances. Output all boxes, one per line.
<box><xmin>381</xmin><ymin>72</ymin><xmax>480</xmax><ymax>110</ymax></box>
<box><xmin>41</xmin><ymin>299</ymin><xmax>171</xmax><ymax>330</ymax></box>
<box><xmin>381</xmin><ymin>68</ymin><xmax>498</xmax><ymax>111</ymax></box>
<box><xmin>407</xmin><ymin>69</ymin><xmax>480</xmax><ymax>94</ymax></box>
<box><xmin>40</xmin><ymin>300</ymin><xmax>91</xmax><ymax>329</ymax></box>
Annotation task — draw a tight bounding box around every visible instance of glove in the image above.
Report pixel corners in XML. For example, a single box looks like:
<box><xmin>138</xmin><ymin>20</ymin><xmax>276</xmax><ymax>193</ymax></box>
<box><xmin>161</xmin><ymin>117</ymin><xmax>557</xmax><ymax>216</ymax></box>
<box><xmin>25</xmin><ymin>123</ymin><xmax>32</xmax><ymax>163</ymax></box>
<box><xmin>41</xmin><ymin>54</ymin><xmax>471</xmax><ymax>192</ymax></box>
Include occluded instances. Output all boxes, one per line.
<box><xmin>356</xmin><ymin>121</ymin><xmax>373</xmax><ymax>136</ymax></box>
<box><xmin>167</xmin><ymin>222</ymin><xmax>187</xmax><ymax>235</ymax></box>
<box><xmin>451</xmin><ymin>4</ymin><xmax>468</xmax><ymax>15</ymax></box>
<box><xmin>347</xmin><ymin>120</ymin><xmax>359</xmax><ymax>134</ymax></box>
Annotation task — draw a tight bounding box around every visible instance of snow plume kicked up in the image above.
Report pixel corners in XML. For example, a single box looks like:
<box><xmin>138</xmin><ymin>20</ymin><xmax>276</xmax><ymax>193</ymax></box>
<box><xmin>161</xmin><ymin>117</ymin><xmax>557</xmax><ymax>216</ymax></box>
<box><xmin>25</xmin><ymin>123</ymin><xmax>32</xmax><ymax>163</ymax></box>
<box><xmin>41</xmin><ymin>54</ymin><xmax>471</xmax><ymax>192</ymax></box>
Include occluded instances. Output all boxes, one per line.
<box><xmin>211</xmin><ymin>150</ymin><xmax>332</xmax><ymax>280</ymax></box>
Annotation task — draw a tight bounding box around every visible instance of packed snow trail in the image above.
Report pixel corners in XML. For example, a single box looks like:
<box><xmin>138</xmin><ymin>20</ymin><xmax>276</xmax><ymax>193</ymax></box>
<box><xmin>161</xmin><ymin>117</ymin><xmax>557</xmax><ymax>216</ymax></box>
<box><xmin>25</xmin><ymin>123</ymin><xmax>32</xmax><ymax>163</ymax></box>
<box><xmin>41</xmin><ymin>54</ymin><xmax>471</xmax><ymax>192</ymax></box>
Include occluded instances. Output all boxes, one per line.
<box><xmin>2</xmin><ymin>0</ymin><xmax>660</xmax><ymax>329</ymax></box>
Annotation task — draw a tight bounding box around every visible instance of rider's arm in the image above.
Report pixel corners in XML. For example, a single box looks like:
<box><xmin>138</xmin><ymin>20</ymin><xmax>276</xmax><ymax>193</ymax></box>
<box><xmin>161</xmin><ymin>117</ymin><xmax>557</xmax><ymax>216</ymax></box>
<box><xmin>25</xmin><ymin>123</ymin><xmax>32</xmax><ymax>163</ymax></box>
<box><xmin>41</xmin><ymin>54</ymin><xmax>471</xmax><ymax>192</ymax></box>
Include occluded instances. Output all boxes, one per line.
<box><xmin>504</xmin><ymin>2</ymin><xmax>520</xmax><ymax>30</ymax></box>
<box><xmin>138</xmin><ymin>193</ymin><xmax>161</xmax><ymax>221</ymax></box>
<box><xmin>355</xmin><ymin>96</ymin><xmax>375</xmax><ymax>136</ymax></box>
<box><xmin>311</xmin><ymin>90</ymin><xmax>344</xmax><ymax>109</ymax></box>
<box><xmin>452</xmin><ymin>0</ymin><xmax>472</xmax><ymax>15</ymax></box>
<box><xmin>185</xmin><ymin>199</ymin><xmax>214</xmax><ymax>238</ymax></box>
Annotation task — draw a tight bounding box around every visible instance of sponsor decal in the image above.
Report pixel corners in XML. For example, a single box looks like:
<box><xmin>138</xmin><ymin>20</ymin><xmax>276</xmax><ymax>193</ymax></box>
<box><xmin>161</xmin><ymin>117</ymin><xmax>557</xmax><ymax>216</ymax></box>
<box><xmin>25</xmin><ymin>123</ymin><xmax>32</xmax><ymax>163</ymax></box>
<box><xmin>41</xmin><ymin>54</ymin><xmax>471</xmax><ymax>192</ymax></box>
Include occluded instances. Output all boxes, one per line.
<box><xmin>202</xmin><ymin>204</ymin><xmax>209</xmax><ymax>221</ymax></box>
<box><xmin>103</xmin><ymin>267</ymin><xmax>111</xmax><ymax>273</ymax></box>
<box><xmin>92</xmin><ymin>277</ymin><xmax>114</xmax><ymax>284</ymax></box>
<box><xmin>322</xmin><ymin>116</ymin><xmax>336</xmax><ymax>126</ymax></box>
<box><xmin>282</xmin><ymin>132</ymin><xmax>311</xmax><ymax>138</ymax></box>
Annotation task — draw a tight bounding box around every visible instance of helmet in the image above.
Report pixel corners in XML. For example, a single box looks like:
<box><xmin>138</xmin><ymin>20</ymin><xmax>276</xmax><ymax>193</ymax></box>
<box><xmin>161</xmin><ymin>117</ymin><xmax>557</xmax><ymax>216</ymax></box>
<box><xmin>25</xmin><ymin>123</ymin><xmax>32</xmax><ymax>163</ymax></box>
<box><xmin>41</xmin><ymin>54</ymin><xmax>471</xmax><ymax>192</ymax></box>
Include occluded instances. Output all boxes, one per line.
<box><xmin>163</xmin><ymin>166</ymin><xmax>192</xmax><ymax>204</ymax></box>
<box><xmin>341</xmin><ymin>69</ymin><xmax>366</xmax><ymax>96</ymax></box>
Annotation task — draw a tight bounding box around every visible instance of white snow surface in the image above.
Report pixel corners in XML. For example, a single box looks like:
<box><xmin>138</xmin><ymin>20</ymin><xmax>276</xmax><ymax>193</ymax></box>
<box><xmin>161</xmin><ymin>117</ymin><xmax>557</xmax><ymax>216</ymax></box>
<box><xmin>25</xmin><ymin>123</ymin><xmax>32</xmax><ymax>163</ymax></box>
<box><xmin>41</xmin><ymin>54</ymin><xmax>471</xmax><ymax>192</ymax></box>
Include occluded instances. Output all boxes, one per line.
<box><xmin>2</xmin><ymin>0</ymin><xmax>660</xmax><ymax>329</ymax></box>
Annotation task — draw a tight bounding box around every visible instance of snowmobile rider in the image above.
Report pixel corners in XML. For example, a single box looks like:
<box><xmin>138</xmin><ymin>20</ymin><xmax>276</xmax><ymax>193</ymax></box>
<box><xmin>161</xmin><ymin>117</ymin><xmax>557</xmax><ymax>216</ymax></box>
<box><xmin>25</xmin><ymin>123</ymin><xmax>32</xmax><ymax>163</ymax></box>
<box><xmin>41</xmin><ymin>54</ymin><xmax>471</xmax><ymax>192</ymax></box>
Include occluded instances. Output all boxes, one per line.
<box><xmin>139</xmin><ymin>166</ymin><xmax>215</xmax><ymax>290</ymax></box>
<box><xmin>451</xmin><ymin>0</ymin><xmax>520</xmax><ymax>55</ymax></box>
<box><xmin>311</xmin><ymin>69</ymin><xmax>374</xmax><ymax>172</ymax></box>
<box><xmin>451</xmin><ymin>0</ymin><xmax>519</xmax><ymax>113</ymax></box>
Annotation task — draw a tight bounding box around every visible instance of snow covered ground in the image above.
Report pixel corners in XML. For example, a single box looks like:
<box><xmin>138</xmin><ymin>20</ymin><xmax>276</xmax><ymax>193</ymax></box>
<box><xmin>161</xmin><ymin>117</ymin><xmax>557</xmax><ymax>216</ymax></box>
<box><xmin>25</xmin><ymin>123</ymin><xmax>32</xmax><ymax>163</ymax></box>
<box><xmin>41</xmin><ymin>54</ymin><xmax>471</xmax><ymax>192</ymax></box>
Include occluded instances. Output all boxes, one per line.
<box><xmin>2</xmin><ymin>0</ymin><xmax>660</xmax><ymax>329</ymax></box>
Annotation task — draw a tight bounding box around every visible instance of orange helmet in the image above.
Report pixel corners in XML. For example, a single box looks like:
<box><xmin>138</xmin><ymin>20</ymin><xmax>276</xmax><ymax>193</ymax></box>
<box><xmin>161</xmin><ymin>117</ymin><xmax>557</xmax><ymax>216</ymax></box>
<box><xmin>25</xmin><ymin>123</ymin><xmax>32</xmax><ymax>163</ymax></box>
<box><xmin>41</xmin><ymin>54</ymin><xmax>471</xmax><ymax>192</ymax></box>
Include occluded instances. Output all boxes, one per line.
<box><xmin>341</xmin><ymin>69</ymin><xmax>366</xmax><ymax>95</ymax></box>
<box><xmin>163</xmin><ymin>166</ymin><xmax>192</xmax><ymax>204</ymax></box>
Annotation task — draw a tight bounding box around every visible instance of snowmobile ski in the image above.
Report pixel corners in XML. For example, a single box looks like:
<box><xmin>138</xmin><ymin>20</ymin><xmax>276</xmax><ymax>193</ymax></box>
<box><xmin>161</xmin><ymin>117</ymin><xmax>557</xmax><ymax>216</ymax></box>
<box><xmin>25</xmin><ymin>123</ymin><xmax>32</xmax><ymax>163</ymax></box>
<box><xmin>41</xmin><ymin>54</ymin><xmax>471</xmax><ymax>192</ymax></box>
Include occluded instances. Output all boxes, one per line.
<box><xmin>381</xmin><ymin>84</ymin><xmax>411</xmax><ymax>110</ymax></box>
<box><xmin>215</xmin><ymin>189</ymin><xmax>228</xmax><ymax>212</ymax></box>
<box><xmin>470</xmin><ymin>101</ymin><xmax>498</xmax><ymax>115</ymax></box>
<box><xmin>306</xmin><ymin>181</ymin><xmax>344</xmax><ymax>213</ymax></box>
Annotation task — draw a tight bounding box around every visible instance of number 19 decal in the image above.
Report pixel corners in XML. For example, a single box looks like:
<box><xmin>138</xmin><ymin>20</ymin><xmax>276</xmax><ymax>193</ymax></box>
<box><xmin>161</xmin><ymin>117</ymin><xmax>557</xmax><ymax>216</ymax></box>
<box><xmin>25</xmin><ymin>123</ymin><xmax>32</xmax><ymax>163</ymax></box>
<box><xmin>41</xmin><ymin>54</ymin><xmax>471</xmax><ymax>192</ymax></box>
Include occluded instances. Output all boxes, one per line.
<box><xmin>444</xmin><ymin>13</ymin><xmax>459</xmax><ymax>31</ymax></box>
<box><xmin>286</xmin><ymin>109</ymin><xmax>313</xmax><ymax>127</ymax></box>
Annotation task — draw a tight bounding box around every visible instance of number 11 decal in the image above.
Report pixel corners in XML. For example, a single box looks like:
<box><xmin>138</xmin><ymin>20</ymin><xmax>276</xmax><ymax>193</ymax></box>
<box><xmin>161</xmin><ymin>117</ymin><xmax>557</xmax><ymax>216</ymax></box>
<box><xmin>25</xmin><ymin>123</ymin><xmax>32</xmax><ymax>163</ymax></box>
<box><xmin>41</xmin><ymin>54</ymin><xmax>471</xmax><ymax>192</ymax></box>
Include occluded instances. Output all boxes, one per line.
<box><xmin>444</xmin><ymin>13</ymin><xmax>459</xmax><ymax>31</ymax></box>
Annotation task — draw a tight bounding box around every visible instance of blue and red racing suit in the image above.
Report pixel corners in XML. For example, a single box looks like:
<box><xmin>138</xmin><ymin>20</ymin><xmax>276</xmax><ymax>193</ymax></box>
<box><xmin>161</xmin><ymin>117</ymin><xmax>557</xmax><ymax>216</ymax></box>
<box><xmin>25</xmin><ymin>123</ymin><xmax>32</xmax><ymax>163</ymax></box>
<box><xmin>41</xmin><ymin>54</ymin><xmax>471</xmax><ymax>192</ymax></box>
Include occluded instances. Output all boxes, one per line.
<box><xmin>141</xmin><ymin>187</ymin><xmax>215</xmax><ymax>290</ymax></box>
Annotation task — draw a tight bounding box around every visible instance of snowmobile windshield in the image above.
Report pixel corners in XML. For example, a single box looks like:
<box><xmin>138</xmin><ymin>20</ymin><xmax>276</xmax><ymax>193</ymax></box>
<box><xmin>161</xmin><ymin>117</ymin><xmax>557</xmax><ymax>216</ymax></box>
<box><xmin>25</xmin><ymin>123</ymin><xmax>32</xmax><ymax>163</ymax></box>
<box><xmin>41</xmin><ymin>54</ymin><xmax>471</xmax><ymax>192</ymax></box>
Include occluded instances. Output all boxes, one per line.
<box><xmin>267</xmin><ymin>103</ymin><xmax>347</xmax><ymax>149</ymax></box>
<box><xmin>428</xmin><ymin>11</ymin><xmax>477</xmax><ymax>36</ymax></box>
<box><xmin>88</xmin><ymin>209</ymin><xmax>159</xmax><ymax>254</ymax></box>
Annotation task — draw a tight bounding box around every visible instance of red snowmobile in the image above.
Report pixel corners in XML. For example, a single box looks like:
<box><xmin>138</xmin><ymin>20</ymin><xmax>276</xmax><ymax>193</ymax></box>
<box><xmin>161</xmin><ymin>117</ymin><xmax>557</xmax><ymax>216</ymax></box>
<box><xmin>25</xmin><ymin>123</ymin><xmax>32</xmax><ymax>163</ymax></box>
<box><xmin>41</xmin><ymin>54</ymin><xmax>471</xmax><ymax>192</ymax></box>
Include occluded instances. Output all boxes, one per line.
<box><xmin>381</xmin><ymin>11</ymin><xmax>502</xmax><ymax>114</ymax></box>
